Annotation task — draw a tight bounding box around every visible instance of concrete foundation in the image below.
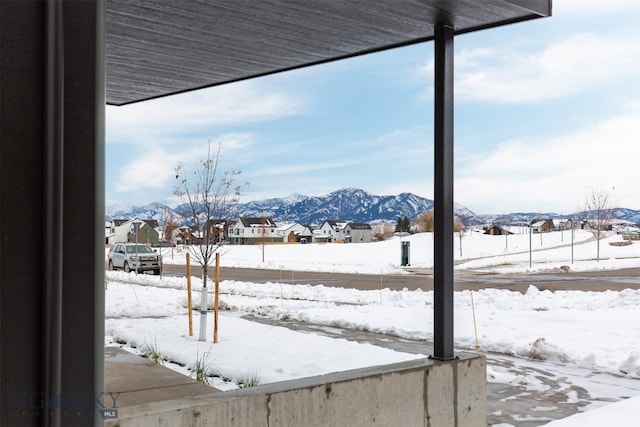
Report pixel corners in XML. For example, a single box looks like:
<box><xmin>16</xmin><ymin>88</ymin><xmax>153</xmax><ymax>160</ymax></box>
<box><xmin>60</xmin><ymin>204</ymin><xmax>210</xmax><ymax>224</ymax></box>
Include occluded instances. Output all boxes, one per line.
<box><xmin>106</xmin><ymin>354</ymin><xmax>486</xmax><ymax>427</ymax></box>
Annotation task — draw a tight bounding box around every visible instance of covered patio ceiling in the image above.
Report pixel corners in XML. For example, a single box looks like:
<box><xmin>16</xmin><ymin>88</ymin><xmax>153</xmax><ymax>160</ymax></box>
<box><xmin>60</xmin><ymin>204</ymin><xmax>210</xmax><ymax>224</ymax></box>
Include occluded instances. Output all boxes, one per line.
<box><xmin>106</xmin><ymin>0</ymin><xmax>551</xmax><ymax>106</ymax></box>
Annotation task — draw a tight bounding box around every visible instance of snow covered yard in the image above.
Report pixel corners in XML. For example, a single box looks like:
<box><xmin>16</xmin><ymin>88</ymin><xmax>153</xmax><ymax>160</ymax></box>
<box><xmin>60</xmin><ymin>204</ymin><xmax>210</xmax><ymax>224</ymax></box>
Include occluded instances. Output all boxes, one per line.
<box><xmin>105</xmin><ymin>230</ymin><xmax>640</xmax><ymax>425</ymax></box>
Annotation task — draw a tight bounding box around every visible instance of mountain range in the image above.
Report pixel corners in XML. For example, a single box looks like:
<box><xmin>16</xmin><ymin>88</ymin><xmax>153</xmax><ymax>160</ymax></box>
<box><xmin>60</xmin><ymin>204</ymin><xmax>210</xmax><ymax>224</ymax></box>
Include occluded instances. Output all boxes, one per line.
<box><xmin>105</xmin><ymin>188</ymin><xmax>640</xmax><ymax>226</ymax></box>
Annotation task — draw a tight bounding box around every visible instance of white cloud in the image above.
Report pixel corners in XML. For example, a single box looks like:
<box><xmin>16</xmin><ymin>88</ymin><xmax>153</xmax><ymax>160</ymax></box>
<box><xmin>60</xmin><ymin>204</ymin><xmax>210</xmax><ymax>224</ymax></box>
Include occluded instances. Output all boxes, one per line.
<box><xmin>457</xmin><ymin>105</ymin><xmax>640</xmax><ymax>213</ymax></box>
<box><xmin>113</xmin><ymin>133</ymin><xmax>254</xmax><ymax>194</ymax></box>
<box><xmin>555</xmin><ymin>0</ymin><xmax>640</xmax><ymax>17</ymax></box>
<box><xmin>456</xmin><ymin>33</ymin><xmax>640</xmax><ymax>104</ymax></box>
<box><xmin>254</xmin><ymin>159</ymin><xmax>360</xmax><ymax>177</ymax></box>
<box><xmin>106</xmin><ymin>80</ymin><xmax>306</xmax><ymax>144</ymax></box>
<box><xmin>414</xmin><ymin>5</ymin><xmax>640</xmax><ymax>106</ymax></box>
<box><xmin>113</xmin><ymin>154</ymin><xmax>176</xmax><ymax>192</ymax></box>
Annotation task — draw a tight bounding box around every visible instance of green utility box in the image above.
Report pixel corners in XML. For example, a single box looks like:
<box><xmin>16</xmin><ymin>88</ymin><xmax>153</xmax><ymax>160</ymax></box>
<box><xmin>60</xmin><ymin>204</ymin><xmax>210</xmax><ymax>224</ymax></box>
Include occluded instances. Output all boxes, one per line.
<box><xmin>401</xmin><ymin>241</ymin><xmax>410</xmax><ymax>266</ymax></box>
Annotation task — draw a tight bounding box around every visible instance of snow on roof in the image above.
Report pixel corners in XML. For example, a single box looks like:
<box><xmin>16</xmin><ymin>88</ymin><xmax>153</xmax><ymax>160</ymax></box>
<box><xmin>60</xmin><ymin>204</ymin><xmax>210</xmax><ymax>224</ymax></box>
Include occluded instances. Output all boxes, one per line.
<box><xmin>347</xmin><ymin>223</ymin><xmax>372</xmax><ymax>230</ymax></box>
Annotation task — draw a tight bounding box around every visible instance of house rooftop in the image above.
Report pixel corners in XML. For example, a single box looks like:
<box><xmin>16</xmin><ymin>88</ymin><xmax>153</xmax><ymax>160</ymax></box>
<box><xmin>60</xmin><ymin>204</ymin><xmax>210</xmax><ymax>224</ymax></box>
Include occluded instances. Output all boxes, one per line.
<box><xmin>348</xmin><ymin>223</ymin><xmax>373</xmax><ymax>230</ymax></box>
<box><xmin>237</xmin><ymin>217</ymin><xmax>277</xmax><ymax>227</ymax></box>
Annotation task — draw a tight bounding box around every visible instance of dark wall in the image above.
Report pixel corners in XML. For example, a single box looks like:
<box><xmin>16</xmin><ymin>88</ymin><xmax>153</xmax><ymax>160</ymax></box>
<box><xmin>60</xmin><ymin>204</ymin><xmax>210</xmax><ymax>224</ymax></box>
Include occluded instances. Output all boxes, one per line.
<box><xmin>1</xmin><ymin>2</ymin><xmax>104</xmax><ymax>425</ymax></box>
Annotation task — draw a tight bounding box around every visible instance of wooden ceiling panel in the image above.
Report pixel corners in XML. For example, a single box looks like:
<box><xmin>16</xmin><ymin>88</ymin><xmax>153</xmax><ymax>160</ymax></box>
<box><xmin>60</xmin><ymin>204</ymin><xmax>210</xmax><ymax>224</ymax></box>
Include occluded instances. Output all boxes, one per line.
<box><xmin>106</xmin><ymin>0</ymin><xmax>550</xmax><ymax>105</ymax></box>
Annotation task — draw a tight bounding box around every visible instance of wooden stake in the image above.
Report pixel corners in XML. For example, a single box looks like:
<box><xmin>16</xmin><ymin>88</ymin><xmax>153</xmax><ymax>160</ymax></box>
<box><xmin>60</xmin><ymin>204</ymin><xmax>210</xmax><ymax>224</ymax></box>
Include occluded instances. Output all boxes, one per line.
<box><xmin>214</xmin><ymin>252</ymin><xmax>220</xmax><ymax>343</ymax></box>
<box><xmin>130</xmin><ymin>284</ymin><xmax>139</xmax><ymax>305</ymax></box>
<box><xmin>471</xmin><ymin>291</ymin><xmax>480</xmax><ymax>352</ymax></box>
<box><xmin>186</xmin><ymin>252</ymin><xmax>193</xmax><ymax>336</ymax></box>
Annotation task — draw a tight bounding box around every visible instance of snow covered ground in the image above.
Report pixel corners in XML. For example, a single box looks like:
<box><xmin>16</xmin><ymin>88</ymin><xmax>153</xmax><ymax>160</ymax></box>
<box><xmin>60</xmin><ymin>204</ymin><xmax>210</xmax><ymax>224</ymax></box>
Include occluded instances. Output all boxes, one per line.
<box><xmin>105</xmin><ymin>229</ymin><xmax>640</xmax><ymax>425</ymax></box>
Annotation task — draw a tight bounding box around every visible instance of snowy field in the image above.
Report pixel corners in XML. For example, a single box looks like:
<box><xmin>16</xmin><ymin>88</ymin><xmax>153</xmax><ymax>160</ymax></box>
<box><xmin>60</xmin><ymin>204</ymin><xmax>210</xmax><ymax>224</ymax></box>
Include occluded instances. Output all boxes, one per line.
<box><xmin>106</xmin><ymin>229</ymin><xmax>640</xmax><ymax>425</ymax></box>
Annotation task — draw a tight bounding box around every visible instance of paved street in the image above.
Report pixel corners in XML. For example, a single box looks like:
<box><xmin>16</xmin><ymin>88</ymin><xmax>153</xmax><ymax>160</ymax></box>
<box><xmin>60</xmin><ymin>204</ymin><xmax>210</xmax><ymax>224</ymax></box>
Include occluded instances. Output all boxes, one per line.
<box><xmin>160</xmin><ymin>264</ymin><xmax>640</xmax><ymax>293</ymax></box>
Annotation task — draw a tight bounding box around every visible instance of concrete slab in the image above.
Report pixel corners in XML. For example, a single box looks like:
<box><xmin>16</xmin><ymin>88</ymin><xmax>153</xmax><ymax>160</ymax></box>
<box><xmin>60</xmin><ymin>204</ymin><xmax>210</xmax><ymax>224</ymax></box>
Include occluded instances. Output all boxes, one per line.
<box><xmin>104</xmin><ymin>346</ymin><xmax>218</xmax><ymax>408</ymax></box>
<box><xmin>105</xmin><ymin>355</ymin><xmax>486</xmax><ymax>427</ymax></box>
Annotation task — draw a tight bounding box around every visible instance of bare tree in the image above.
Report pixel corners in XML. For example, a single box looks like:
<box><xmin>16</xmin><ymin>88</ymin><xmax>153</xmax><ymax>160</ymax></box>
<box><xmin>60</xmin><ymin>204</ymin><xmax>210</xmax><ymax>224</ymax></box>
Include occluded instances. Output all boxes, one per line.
<box><xmin>370</xmin><ymin>222</ymin><xmax>392</xmax><ymax>241</ymax></box>
<box><xmin>174</xmin><ymin>139</ymin><xmax>246</xmax><ymax>340</ymax></box>
<box><xmin>414</xmin><ymin>211</ymin><xmax>434</xmax><ymax>232</ymax></box>
<box><xmin>158</xmin><ymin>207</ymin><xmax>179</xmax><ymax>261</ymax></box>
<box><xmin>160</xmin><ymin>208</ymin><xmax>179</xmax><ymax>245</ymax></box>
<box><xmin>584</xmin><ymin>186</ymin><xmax>617</xmax><ymax>262</ymax></box>
<box><xmin>415</xmin><ymin>210</ymin><xmax>461</xmax><ymax>235</ymax></box>
<box><xmin>455</xmin><ymin>214</ymin><xmax>466</xmax><ymax>257</ymax></box>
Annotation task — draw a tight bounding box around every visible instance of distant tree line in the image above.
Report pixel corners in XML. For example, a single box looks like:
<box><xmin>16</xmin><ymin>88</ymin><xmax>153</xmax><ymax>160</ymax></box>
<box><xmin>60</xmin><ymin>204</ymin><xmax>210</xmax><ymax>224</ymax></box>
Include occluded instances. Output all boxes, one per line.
<box><xmin>392</xmin><ymin>212</ymin><xmax>463</xmax><ymax>235</ymax></box>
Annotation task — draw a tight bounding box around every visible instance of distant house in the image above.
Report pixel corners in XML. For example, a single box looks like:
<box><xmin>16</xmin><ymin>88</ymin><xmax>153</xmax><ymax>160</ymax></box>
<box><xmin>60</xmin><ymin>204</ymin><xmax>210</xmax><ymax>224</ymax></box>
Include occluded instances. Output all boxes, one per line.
<box><xmin>205</xmin><ymin>218</ymin><xmax>231</xmax><ymax>243</ymax></box>
<box><xmin>530</xmin><ymin>219</ymin><xmax>554</xmax><ymax>233</ymax></box>
<box><xmin>553</xmin><ymin>219</ymin><xmax>573</xmax><ymax>231</ymax></box>
<box><xmin>144</xmin><ymin>219</ymin><xmax>159</xmax><ymax>229</ymax></box>
<box><xmin>344</xmin><ymin>222</ymin><xmax>372</xmax><ymax>243</ymax></box>
<box><xmin>107</xmin><ymin>218</ymin><xmax>159</xmax><ymax>245</ymax></box>
<box><xmin>164</xmin><ymin>219</ymin><xmax>231</xmax><ymax>245</ymax></box>
<box><xmin>277</xmin><ymin>223</ymin><xmax>313</xmax><ymax>243</ymax></box>
<box><xmin>105</xmin><ymin>221</ymin><xmax>115</xmax><ymax>244</ymax></box>
<box><xmin>228</xmin><ymin>217</ymin><xmax>278</xmax><ymax>245</ymax></box>
<box><xmin>484</xmin><ymin>224</ymin><xmax>511</xmax><ymax>236</ymax></box>
<box><xmin>316</xmin><ymin>220</ymin><xmax>372</xmax><ymax>243</ymax></box>
<box><xmin>317</xmin><ymin>220</ymin><xmax>350</xmax><ymax>243</ymax></box>
<box><xmin>172</xmin><ymin>226</ymin><xmax>193</xmax><ymax>245</ymax></box>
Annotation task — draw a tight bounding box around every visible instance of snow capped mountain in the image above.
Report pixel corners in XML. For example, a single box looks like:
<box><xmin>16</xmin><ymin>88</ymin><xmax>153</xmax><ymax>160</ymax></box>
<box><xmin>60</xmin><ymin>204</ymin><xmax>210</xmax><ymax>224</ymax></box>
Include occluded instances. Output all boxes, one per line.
<box><xmin>106</xmin><ymin>189</ymin><xmax>640</xmax><ymax>227</ymax></box>
<box><xmin>106</xmin><ymin>202</ymin><xmax>173</xmax><ymax>223</ymax></box>
<box><xmin>612</xmin><ymin>208</ymin><xmax>640</xmax><ymax>224</ymax></box>
<box><xmin>231</xmin><ymin>188</ymin><xmax>444</xmax><ymax>225</ymax></box>
<box><xmin>106</xmin><ymin>188</ymin><xmax>476</xmax><ymax>225</ymax></box>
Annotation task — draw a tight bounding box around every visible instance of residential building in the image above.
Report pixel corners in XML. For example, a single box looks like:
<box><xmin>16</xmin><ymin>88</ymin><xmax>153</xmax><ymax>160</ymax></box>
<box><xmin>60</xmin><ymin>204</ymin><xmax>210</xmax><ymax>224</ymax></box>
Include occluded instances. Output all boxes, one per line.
<box><xmin>317</xmin><ymin>220</ymin><xmax>372</xmax><ymax>243</ymax></box>
<box><xmin>277</xmin><ymin>222</ymin><xmax>313</xmax><ymax>243</ymax></box>
<box><xmin>317</xmin><ymin>220</ymin><xmax>349</xmax><ymax>243</ymax></box>
<box><xmin>531</xmin><ymin>219</ymin><xmax>554</xmax><ymax>233</ymax></box>
<box><xmin>172</xmin><ymin>226</ymin><xmax>193</xmax><ymax>245</ymax></box>
<box><xmin>344</xmin><ymin>222</ymin><xmax>373</xmax><ymax>243</ymax></box>
<box><xmin>484</xmin><ymin>224</ymin><xmax>511</xmax><ymax>236</ymax></box>
<box><xmin>229</xmin><ymin>217</ymin><xmax>279</xmax><ymax>245</ymax></box>
<box><xmin>107</xmin><ymin>218</ymin><xmax>159</xmax><ymax>245</ymax></box>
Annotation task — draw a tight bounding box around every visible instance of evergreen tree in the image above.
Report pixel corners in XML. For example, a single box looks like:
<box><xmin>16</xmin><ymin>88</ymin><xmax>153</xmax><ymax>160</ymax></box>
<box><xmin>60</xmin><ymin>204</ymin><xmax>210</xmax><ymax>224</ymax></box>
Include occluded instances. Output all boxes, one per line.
<box><xmin>395</xmin><ymin>216</ymin><xmax>411</xmax><ymax>232</ymax></box>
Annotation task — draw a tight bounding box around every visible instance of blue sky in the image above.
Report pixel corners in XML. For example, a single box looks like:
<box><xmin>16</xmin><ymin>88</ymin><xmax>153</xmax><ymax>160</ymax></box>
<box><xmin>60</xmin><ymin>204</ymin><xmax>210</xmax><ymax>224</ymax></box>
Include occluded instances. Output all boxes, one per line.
<box><xmin>106</xmin><ymin>0</ymin><xmax>640</xmax><ymax>215</ymax></box>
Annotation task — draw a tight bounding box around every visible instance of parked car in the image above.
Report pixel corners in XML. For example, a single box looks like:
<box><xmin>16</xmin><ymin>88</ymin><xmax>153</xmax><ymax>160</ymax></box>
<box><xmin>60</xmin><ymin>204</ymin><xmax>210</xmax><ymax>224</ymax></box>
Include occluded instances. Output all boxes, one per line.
<box><xmin>107</xmin><ymin>243</ymin><xmax>161</xmax><ymax>274</ymax></box>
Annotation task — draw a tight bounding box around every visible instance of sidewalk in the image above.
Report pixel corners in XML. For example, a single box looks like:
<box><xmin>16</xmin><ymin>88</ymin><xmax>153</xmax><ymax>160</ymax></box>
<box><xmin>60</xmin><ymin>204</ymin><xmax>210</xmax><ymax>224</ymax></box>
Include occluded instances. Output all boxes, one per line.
<box><xmin>105</xmin><ymin>346</ymin><xmax>217</xmax><ymax>408</ymax></box>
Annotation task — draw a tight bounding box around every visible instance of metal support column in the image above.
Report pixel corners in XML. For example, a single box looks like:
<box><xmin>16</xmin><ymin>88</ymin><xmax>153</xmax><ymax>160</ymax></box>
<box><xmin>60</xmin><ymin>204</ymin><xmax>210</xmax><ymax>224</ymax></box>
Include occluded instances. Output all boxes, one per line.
<box><xmin>44</xmin><ymin>1</ymin><xmax>65</xmax><ymax>425</ymax></box>
<box><xmin>432</xmin><ymin>24</ymin><xmax>455</xmax><ymax>361</ymax></box>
